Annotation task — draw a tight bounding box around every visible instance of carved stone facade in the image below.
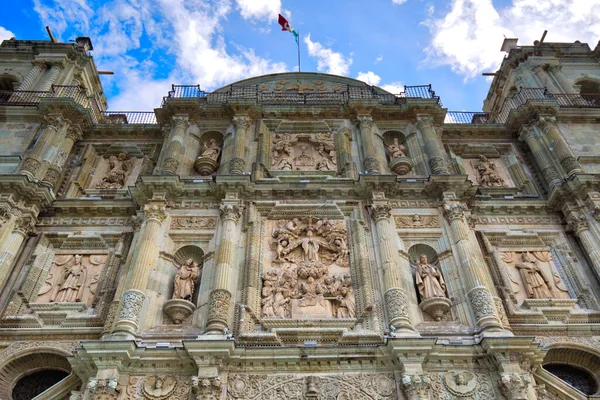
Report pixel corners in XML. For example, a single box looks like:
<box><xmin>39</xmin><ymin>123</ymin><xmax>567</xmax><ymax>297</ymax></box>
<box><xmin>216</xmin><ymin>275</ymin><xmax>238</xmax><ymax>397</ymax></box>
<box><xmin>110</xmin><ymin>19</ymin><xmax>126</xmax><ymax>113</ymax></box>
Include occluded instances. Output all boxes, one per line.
<box><xmin>1</xmin><ymin>35</ymin><xmax>600</xmax><ymax>399</ymax></box>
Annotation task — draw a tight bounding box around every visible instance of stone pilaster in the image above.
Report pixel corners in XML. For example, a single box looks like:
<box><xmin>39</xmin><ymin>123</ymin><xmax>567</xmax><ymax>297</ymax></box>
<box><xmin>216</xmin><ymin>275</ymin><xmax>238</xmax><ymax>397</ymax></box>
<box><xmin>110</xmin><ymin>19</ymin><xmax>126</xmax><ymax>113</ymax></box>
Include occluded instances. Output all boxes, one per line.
<box><xmin>548</xmin><ymin>64</ymin><xmax>576</xmax><ymax>94</ymax></box>
<box><xmin>205</xmin><ymin>203</ymin><xmax>241</xmax><ymax>334</ymax></box>
<box><xmin>401</xmin><ymin>373</ymin><xmax>431</xmax><ymax>400</ymax></box>
<box><xmin>112</xmin><ymin>202</ymin><xmax>167</xmax><ymax>335</ymax></box>
<box><xmin>416</xmin><ymin>115</ymin><xmax>449</xmax><ymax>175</ymax></box>
<box><xmin>19</xmin><ymin>115</ymin><xmax>68</xmax><ymax>180</ymax></box>
<box><xmin>443</xmin><ymin>201</ymin><xmax>502</xmax><ymax>332</ymax></box>
<box><xmin>335</xmin><ymin>127</ymin><xmax>353</xmax><ymax>178</ymax></box>
<box><xmin>536</xmin><ymin>116</ymin><xmax>581</xmax><ymax>175</ymax></box>
<box><xmin>0</xmin><ymin>215</ymin><xmax>34</xmax><ymax>290</ymax></box>
<box><xmin>532</xmin><ymin>64</ymin><xmax>560</xmax><ymax>93</ymax></box>
<box><xmin>41</xmin><ymin>125</ymin><xmax>82</xmax><ymax>188</ymax></box>
<box><xmin>160</xmin><ymin>115</ymin><xmax>189</xmax><ymax>175</ymax></box>
<box><xmin>567</xmin><ymin>213</ymin><xmax>600</xmax><ymax>280</ymax></box>
<box><xmin>518</xmin><ymin>126</ymin><xmax>562</xmax><ymax>188</ymax></box>
<box><xmin>16</xmin><ymin>61</ymin><xmax>46</xmax><ymax>91</ymax></box>
<box><xmin>38</xmin><ymin>62</ymin><xmax>63</xmax><ymax>92</ymax></box>
<box><xmin>357</xmin><ymin>115</ymin><xmax>380</xmax><ymax>174</ymax></box>
<box><xmin>229</xmin><ymin>116</ymin><xmax>252</xmax><ymax>175</ymax></box>
<box><xmin>371</xmin><ymin>204</ymin><xmax>414</xmax><ymax>332</ymax></box>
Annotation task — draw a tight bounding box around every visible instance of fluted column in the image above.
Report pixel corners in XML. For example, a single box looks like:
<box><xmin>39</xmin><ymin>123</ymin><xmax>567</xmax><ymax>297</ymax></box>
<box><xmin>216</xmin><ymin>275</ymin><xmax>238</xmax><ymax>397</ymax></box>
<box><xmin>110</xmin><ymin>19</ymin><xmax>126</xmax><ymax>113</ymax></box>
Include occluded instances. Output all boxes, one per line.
<box><xmin>548</xmin><ymin>64</ymin><xmax>576</xmax><ymax>94</ymax></box>
<box><xmin>19</xmin><ymin>115</ymin><xmax>69</xmax><ymax>180</ymax></box>
<box><xmin>568</xmin><ymin>214</ymin><xmax>600</xmax><ymax>279</ymax></box>
<box><xmin>536</xmin><ymin>116</ymin><xmax>581</xmax><ymax>175</ymax></box>
<box><xmin>205</xmin><ymin>203</ymin><xmax>241</xmax><ymax>334</ymax></box>
<box><xmin>416</xmin><ymin>115</ymin><xmax>449</xmax><ymax>175</ymax></box>
<box><xmin>0</xmin><ymin>215</ymin><xmax>34</xmax><ymax>290</ymax></box>
<box><xmin>160</xmin><ymin>115</ymin><xmax>189</xmax><ymax>175</ymax></box>
<box><xmin>41</xmin><ymin>125</ymin><xmax>82</xmax><ymax>188</ymax></box>
<box><xmin>357</xmin><ymin>115</ymin><xmax>380</xmax><ymax>174</ymax></box>
<box><xmin>371</xmin><ymin>204</ymin><xmax>414</xmax><ymax>332</ymax></box>
<box><xmin>443</xmin><ymin>202</ymin><xmax>502</xmax><ymax>331</ymax></box>
<box><xmin>38</xmin><ymin>63</ymin><xmax>63</xmax><ymax>92</ymax></box>
<box><xmin>518</xmin><ymin>126</ymin><xmax>562</xmax><ymax>188</ymax></box>
<box><xmin>532</xmin><ymin>64</ymin><xmax>560</xmax><ymax>93</ymax></box>
<box><xmin>112</xmin><ymin>202</ymin><xmax>167</xmax><ymax>335</ymax></box>
<box><xmin>17</xmin><ymin>61</ymin><xmax>46</xmax><ymax>91</ymax></box>
<box><xmin>229</xmin><ymin>116</ymin><xmax>251</xmax><ymax>174</ymax></box>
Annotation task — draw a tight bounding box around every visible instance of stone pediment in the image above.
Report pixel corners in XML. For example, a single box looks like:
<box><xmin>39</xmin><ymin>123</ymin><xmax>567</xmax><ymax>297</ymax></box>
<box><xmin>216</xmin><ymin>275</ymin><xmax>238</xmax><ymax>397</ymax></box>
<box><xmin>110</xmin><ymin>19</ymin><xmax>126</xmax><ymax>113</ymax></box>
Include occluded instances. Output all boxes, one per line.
<box><xmin>213</xmin><ymin>72</ymin><xmax>393</xmax><ymax>94</ymax></box>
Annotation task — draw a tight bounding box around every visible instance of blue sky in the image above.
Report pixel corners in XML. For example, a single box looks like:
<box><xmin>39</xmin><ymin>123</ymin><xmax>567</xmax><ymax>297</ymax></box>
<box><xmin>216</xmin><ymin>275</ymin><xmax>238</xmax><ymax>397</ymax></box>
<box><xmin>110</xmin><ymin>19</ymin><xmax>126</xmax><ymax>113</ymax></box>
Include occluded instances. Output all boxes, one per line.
<box><xmin>1</xmin><ymin>0</ymin><xmax>599</xmax><ymax>112</ymax></box>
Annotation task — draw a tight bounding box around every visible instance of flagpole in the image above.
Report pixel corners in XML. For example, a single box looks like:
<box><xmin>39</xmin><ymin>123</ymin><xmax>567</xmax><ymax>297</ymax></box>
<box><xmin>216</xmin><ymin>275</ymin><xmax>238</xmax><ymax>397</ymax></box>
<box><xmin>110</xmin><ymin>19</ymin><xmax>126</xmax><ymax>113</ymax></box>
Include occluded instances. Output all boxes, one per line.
<box><xmin>297</xmin><ymin>31</ymin><xmax>301</xmax><ymax>72</ymax></box>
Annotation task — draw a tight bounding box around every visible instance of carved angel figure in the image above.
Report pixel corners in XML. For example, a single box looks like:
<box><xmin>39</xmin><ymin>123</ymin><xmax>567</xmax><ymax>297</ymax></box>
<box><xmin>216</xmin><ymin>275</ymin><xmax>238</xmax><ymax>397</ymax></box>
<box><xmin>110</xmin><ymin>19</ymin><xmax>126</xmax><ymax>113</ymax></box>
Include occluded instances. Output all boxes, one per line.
<box><xmin>316</xmin><ymin>143</ymin><xmax>336</xmax><ymax>171</ymax></box>
<box><xmin>516</xmin><ymin>252</ymin><xmax>554</xmax><ymax>299</ymax></box>
<box><xmin>142</xmin><ymin>376</ymin><xmax>177</xmax><ymax>399</ymax></box>
<box><xmin>200</xmin><ymin>138</ymin><xmax>221</xmax><ymax>161</ymax></box>
<box><xmin>388</xmin><ymin>138</ymin><xmax>406</xmax><ymax>159</ymax></box>
<box><xmin>335</xmin><ymin>287</ymin><xmax>356</xmax><ymax>318</ymax></box>
<box><xmin>51</xmin><ymin>254</ymin><xmax>87</xmax><ymax>302</ymax></box>
<box><xmin>475</xmin><ymin>155</ymin><xmax>506</xmax><ymax>187</ymax></box>
<box><xmin>97</xmin><ymin>152</ymin><xmax>133</xmax><ymax>189</ymax></box>
<box><xmin>444</xmin><ymin>371</ymin><xmax>477</xmax><ymax>396</ymax></box>
<box><xmin>172</xmin><ymin>258</ymin><xmax>200</xmax><ymax>301</ymax></box>
<box><xmin>284</xmin><ymin>229</ymin><xmax>335</xmax><ymax>263</ymax></box>
<box><xmin>415</xmin><ymin>254</ymin><xmax>447</xmax><ymax>300</ymax></box>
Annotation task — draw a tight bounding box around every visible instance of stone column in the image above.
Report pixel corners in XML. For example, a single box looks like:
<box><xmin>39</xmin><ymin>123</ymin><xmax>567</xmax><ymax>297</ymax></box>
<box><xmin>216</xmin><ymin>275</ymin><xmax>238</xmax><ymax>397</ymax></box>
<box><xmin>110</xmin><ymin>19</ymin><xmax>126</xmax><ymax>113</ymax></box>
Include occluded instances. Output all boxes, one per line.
<box><xmin>567</xmin><ymin>214</ymin><xmax>600</xmax><ymax>280</ymax></box>
<box><xmin>518</xmin><ymin>126</ymin><xmax>562</xmax><ymax>188</ymax></box>
<box><xmin>205</xmin><ymin>203</ymin><xmax>241</xmax><ymax>334</ymax></box>
<box><xmin>229</xmin><ymin>116</ymin><xmax>251</xmax><ymax>175</ymax></box>
<box><xmin>160</xmin><ymin>115</ymin><xmax>189</xmax><ymax>175</ymax></box>
<box><xmin>0</xmin><ymin>216</ymin><xmax>34</xmax><ymax>289</ymax></box>
<box><xmin>401</xmin><ymin>373</ymin><xmax>431</xmax><ymax>400</ymax></box>
<box><xmin>416</xmin><ymin>115</ymin><xmax>449</xmax><ymax>175</ymax></box>
<box><xmin>38</xmin><ymin>63</ymin><xmax>63</xmax><ymax>92</ymax></box>
<box><xmin>112</xmin><ymin>202</ymin><xmax>167</xmax><ymax>335</ymax></box>
<box><xmin>357</xmin><ymin>115</ymin><xmax>380</xmax><ymax>174</ymax></box>
<box><xmin>548</xmin><ymin>64</ymin><xmax>576</xmax><ymax>94</ymax></box>
<box><xmin>371</xmin><ymin>204</ymin><xmax>414</xmax><ymax>332</ymax></box>
<box><xmin>536</xmin><ymin>116</ymin><xmax>581</xmax><ymax>175</ymax></box>
<box><xmin>443</xmin><ymin>202</ymin><xmax>502</xmax><ymax>332</ymax></box>
<box><xmin>17</xmin><ymin>61</ymin><xmax>46</xmax><ymax>91</ymax></box>
<box><xmin>41</xmin><ymin>125</ymin><xmax>82</xmax><ymax>188</ymax></box>
<box><xmin>335</xmin><ymin>127</ymin><xmax>353</xmax><ymax>178</ymax></box>
<box><xmin>19</xmin><ymin>115</ymin><xmax>68</xmax><ymax>180</ymax></box>
<box><xmin>532</xmin><ymin>64</ymin><xmax>560</xmax><ymax>93</ymax></box>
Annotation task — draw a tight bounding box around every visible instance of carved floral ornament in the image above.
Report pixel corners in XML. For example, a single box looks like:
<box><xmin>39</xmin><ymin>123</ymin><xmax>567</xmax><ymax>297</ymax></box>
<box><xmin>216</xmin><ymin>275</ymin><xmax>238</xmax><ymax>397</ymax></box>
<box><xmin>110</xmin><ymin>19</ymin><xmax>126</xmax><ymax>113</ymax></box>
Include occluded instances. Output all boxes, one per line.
<box><xmin>261</xmin><ymin>217</ymin><xmax>354</xmax><ymax>320</ymax></box>
<box><xmin>271</xmin><ymin>132</ymin><xmax>337</xmax><ymax>172</ymax></box>
<box><xmin>170</xmin><ymin>216</ymin><xmax>217</xmax><ymax>230</ymax></box>
<box><xmin>395</xmin><ymin>214</ymin><xmax>440</xmax><ymax>228</ymax></box>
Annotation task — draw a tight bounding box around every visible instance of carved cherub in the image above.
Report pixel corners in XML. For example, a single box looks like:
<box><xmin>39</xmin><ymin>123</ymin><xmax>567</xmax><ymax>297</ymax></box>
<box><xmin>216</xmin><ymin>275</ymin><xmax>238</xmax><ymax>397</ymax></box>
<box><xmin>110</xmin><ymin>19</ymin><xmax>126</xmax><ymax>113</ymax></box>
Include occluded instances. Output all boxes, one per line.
<box><xmin>200</xmin><ymin>138</ymin><xmax>221</xmax><ymax>161</ymax></box>
<box><xmin>387</xmin><ymin>137</ymin><xmax>406</xmax><ymax>159</ymax></box>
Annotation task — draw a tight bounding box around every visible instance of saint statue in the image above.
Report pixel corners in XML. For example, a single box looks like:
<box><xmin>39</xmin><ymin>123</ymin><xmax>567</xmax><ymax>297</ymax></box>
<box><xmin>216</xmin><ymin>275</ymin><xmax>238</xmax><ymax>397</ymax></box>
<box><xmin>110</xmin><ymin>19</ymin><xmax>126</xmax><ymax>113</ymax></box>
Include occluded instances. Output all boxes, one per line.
<box><xmin>516</xmin><ymin>252</ymin><xmax>554</xmax><ymax>299</ymax></box>
<box><xmin>335</xmin><ymin>287</ymin><xmax>356</xmax><ymax>318</ymax></box>
<box><xmin>172</xmin><ymin>258</ymin><xmax>200</xmax><ymax>301</ymax></box>
<box><xmin>415</xmin><ymin>254</ymin><xmax>447</xmax><ymax>300</ymax></box>
<box><xmin>475</xmin><ymin>155</ymin><xmax>506</xmax><ymax>187</ymax></box>
<box><xmin>200</xmin><ymin>138</ymin><xmax>221</xmax><ymax>161</ymax></box>
<box><xmin>51</xmin><ymin>254</ymin><xmax>87</xmax><ymax>302</ymax></box>
<box><xmin>388</xmin><ymin>137</ymin><xmax>406</xmax><ymax>159</ymax></box>
<box><xmin>97</xmin><ymin>152</ymin><xmax>134</xmax><ymax>189</ymax></box>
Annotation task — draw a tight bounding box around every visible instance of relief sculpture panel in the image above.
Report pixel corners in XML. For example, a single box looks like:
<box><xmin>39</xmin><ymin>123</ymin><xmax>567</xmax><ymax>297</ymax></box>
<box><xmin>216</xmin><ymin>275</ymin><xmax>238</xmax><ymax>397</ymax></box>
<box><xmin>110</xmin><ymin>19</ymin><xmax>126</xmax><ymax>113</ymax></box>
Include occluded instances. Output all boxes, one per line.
<box><xmin>36</xmin><ymin>254</ymin><xmax>107</xmax><ymax>306</ymax></box>
<box><xmin>271</xmin><ymin>132</ymin><xmax>337</xmax><ymax>172</ymax></box>
<box><xmin>261</xmin><ymin>217</ymin><xmax>353</xmax><ymax>319</ymax></box>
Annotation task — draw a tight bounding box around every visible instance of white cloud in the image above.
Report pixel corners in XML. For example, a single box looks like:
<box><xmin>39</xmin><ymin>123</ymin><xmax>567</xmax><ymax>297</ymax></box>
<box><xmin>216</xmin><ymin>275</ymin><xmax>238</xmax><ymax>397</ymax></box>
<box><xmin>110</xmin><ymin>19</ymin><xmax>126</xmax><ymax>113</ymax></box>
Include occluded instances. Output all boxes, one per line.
<box><xmin>0</xmin><ymin>26</ymin><xmax>14</xmax><ymax>42</ymax></box>
<box><xmin>32</xmin><ymin>0</ymin><xmax>288</xmax><ymax>110</ymax></box>
<box><xmin>236</xmin><ymin>0</ymin><xmax>281</xmax><ymax>21</ymax></box>
<box><xmin>375</xmin><ymin>55</ymin><xmax>383</xmax><ymax>63</ymax></box>
<box><xmin>304</xmin><ymin>34</ymin><xmax>352</xmax><ymax>75</ymax></box>
<box><xmin>356</xmin><ymin>71</ymin><xmax>382</xmax><ymax>85</ymax></box>
<box><xmin>380</xmin><ymin>82</ymin><xmax>404</xmax><ymax>94</ymax></box>
<box><xmin>392</xmin><ymin>0</ymin><xmax>408</xmax><ymax>4</ymax></box>
<box><xmin>425</xmin><ymin>0</ymin><xmax>600</xmax><ymax>79</ymax></box>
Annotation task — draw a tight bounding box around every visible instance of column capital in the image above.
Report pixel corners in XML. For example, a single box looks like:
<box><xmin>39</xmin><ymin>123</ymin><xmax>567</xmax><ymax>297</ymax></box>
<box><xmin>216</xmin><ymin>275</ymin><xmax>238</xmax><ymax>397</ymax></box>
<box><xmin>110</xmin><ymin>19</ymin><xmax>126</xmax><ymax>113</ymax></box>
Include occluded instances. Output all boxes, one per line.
<box><xmin>416</xmin><ymin>114</ymin><xmax>435</xmax><ymax>128</ymax></box>
<box><xmin>401</xmin><ymin>373</ymin><xmax>431</xmax><ymax>400</ymax></box>
<box><xmin>31</xmin><ymin>60</ymin><xmax>47</xmax><ymax>68</ymax></box>
<box><xmin>219</xmin><ymin>204</ymin><xmax>241</xmax><ymax>223</ymax></box>
<box><xmin>370</xmin><ymin>204</ymin><xmax>392</xmax><ymax>221</ymax></box>
<box><xmin>498</xmin><ymin>372</ymin><xmax>531</xmax><ymax>400</ymax></box>
<box><xmin>41</xmin><ymin>114</ymin><xmax>66</xmax><ymax>130</ymax></box>
<box><xmin>517</xmin><ymin>125</ymin><xmax>536</xmax><ymax>142</ymax></box>
<box><xmin>567</xmin><ymin>213</ymin><xmax>589</xmax><ymax>233</ymax></box>
<box><xmin>443</xmin><ymin>202</ymin><xmax>468</xmax><ymax>222</ymax></box>
<box><xmin>65</xmin><ymin>125</ymin><xmax>83</xmax><ymax>142</ymax></box>
<box><xmin>143</xmin><ymin>202</ymin><xmax>167</xmax><ymax>223</ymax></box>
<box><xmin>13</xmin><ymin>216</ymin><xmax>35</xmax><ymax>236</ymax></box>
<box><xmin>171</xmin><ymin>114</ymin><xmax>189</xmax><ymax>129</ymax></box>
<box><xmin>535</xmin><ymin>115</ymin><xmax>557</xmax><ymax>131</ymax></box>
<box><xmin>356</xmin><ymin>114</ymin><xmax>374</xmax><ymax>129</ymax></box>
<box><xmin>232</xmin><ymin>115</ymin><xmax>251</xmax><ymax>130</ymax></box>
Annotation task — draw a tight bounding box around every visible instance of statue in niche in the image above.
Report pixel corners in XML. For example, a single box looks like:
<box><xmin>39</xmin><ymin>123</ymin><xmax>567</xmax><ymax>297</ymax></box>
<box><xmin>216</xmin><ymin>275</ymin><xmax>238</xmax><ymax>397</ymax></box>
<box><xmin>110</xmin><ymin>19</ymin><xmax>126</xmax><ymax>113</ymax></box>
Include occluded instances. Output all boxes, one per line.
<box><xmin>475</xmin><ymin>155</ymin><xmax>507</xmax><ymax>187</ymax></box>
<box><xmin>415</xmin><ymin>254</ymin><xmax>447</xmax><ymax>300</ymax></box>
<box><xmin>172</xmin><ymin>258</ymin><xmax>200</xmax><ymax>301</ymax></box>
<box><xmin>200</xmin><ymin>138</ymin><xmax>221</xmax><ymax>161</ymax></box>
<box><xmin>387</xmin><ymin>137</ymin><xmax>406</xmax><ymax>159</ymax></box>
<box><xmin>96</xmin><ymin>152</ymin><xmax>134</xmax><ymax>189</ymax></box>
<box><xmin>516</xmin><ymin>252</ymin><xmax>554</xmax><ymax>299</ymax></box>
<box><xmin>51</xmin><ymin>254</ymin><xmax>87</xmax><ymax>302</ymax></box>
<box><xmin>262</xmin><ymin>217</ymin><xmax>354</xmax><ymax>319</ymax></box>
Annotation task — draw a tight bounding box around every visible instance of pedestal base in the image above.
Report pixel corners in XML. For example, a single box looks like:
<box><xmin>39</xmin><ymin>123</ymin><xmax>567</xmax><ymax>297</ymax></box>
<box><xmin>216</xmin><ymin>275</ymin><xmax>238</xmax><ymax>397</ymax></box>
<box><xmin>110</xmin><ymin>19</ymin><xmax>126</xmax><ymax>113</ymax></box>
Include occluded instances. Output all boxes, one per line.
<box><xmin>164</xmin><ymin>298</ymin><xmax>196</xmax><ymax>324</ymax></box>
<box><xmin>389</xmin><ymin>157</ymin><xmax>413</xmax><ymax>175</ymax></box>
<box><xmin>194</xmin><ymin>157</ymin><xmax>219</xmax><ymax>175</ymax></box>
<box><xmin>419</xmin><ymin>297</ymin><xmax>451</xmax><ymax>321</ymax></box>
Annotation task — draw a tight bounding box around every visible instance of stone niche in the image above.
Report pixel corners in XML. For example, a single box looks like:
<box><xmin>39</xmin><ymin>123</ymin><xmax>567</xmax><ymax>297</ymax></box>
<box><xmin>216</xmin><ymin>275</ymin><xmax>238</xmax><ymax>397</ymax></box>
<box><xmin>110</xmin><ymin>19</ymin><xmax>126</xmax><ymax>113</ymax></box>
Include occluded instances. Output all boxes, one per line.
<box><xmin>262</xmin><ymin>216</ymin><xmax>353</xmax><ymax>320</ymax></box>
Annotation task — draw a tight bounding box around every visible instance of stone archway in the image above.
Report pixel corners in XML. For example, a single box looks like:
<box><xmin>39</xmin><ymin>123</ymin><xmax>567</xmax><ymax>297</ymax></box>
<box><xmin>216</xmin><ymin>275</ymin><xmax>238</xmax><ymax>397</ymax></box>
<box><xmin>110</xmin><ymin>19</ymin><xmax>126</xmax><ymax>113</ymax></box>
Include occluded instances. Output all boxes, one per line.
<box><xmin>542</xmin><ymin>347</ymin><xmax>600</xmax><ymax>396</ymax></box>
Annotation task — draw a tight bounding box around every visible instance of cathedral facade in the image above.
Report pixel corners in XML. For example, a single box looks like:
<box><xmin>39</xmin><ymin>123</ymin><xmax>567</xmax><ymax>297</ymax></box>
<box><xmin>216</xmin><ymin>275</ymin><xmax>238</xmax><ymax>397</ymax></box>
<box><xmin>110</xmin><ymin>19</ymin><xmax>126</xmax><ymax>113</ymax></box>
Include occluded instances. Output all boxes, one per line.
<box><xmin>0</xmin><ymin>34</ymin><xmax>600</xmax><ymax>399</ymax></box>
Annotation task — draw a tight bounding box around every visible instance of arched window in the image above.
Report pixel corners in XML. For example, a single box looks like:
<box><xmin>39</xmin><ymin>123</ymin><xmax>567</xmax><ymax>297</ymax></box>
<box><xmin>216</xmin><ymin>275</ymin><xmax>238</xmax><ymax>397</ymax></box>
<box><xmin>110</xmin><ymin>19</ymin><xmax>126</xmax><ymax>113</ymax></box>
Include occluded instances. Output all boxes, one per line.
<box><xmin>577</xmin><ymin>79</ymin><xmax>600</xmax><ymax>106</ymax></box>
<box><xmin>12</xmin><ymin>369</ymin><xmax>70</xmax><ymax>400</ymax></box>
<box><xmin>0</xmin><ymin>75</ymin><xmax>18</xmax><ymax>102</ymax></box>
<box><xmin>544</xmin><ymin>364</ymin><xmax>598</xmax><ymax>396</ymax></box>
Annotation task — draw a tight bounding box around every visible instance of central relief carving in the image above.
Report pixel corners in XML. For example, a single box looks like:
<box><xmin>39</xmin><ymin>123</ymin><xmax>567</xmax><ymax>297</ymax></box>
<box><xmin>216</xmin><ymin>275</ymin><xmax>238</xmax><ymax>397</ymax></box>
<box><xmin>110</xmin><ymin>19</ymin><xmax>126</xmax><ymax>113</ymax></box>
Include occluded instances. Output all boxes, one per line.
<box><xmin>271</xmin><ymin>133</ymin><xmax>336</xmax><ymax>171</ymax></box>
<box><xmin>261</xmin><ymin>217</ymin><xmax>353</xmax><ymax>319</ymax></box>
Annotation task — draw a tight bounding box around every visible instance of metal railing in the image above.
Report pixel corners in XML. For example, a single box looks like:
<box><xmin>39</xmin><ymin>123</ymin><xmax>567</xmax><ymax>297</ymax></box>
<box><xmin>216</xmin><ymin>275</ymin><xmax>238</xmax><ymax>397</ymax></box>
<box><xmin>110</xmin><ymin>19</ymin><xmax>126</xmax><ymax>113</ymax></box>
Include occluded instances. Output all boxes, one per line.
<box><xmin>444</xmin><ymin>111</ymin><xmax>491</xmax><ymax>124</ymax></box>
<box><xmin>103</xmin><ymin>111</ymin><xmax>158</xmax><ymax>124</ymax></box>
<box><xmin>161</xmin><ymin>84</ymin><xmax>441</xmax><ymax>107</ymax></box>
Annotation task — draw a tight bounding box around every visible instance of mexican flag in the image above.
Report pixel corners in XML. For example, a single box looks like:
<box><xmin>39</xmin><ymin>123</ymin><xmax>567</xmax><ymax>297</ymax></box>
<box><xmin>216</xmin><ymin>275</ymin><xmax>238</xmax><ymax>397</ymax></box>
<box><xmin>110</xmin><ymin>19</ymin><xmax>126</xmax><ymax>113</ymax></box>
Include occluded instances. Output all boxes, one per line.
<box><xmin>278</xmin><ymin>13</ymin><xmax>299</xmax><ymax>44</ymax></box>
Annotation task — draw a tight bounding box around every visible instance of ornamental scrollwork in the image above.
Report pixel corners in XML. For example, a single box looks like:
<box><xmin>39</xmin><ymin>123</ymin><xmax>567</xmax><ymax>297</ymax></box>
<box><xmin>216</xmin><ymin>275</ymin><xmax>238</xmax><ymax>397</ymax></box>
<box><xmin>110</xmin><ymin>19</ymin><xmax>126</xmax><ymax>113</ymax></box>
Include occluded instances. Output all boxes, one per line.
<box><xmin>207</xmin><ymin>289</ymin><xmax>231</xmax><ymax>324</ymax></box>
<box><xmin>467</xmin><ymin>288</ymin><xmax>496</xmax><ymax>321</ymax></box>
<box><xmin>443</xmin><ymin>202</ymin><xmax>468</xmax><ymax>222</ymax></box>
<box><xmin>385</xmin><ymin>288</ymin><xmax>409</xmax><ymax>320</ymax></box>
<box><xmin>117</xmin><ymin>290</ymin><xmax>145</xmax><ymax>323</ymax></box>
